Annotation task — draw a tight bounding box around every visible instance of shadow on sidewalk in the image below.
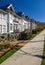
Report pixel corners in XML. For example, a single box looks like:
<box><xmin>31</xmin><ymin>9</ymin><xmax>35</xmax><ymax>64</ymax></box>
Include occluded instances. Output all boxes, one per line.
<box><xmin>34</xmin><ymin>55</ymin><xmax>45</xmax><ymax>59</ymax></box>
<box><xmin>19</xmin><ymin>49</ymin><xmax>45</xmax><ymax>59</ymax></box>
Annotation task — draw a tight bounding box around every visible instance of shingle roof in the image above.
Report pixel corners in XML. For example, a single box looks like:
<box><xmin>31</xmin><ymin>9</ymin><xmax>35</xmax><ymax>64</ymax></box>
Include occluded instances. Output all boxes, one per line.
<box><xmin>16</xmin><ymin>12</ymin><xmax>24</xmax><ymax>17</ymax></box>
<box><xmin>16</xmin><ymin>12</ymin><xmax>31</xmax><ymax>22</ymax></box>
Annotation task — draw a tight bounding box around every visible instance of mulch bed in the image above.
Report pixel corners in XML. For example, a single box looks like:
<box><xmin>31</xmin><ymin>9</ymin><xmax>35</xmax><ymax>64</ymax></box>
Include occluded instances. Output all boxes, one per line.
<box><xmin>10</xmin><ymin>40</ymin><xmax>29</xmax><ymax>46</ymax></box>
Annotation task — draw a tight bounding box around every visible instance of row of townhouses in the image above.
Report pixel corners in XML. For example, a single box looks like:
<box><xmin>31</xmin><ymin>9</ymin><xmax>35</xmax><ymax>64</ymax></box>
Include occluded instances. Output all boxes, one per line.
<box><xmin>0</xmin><ymin>4</ymin><xmax>36</xmax><ymax>39</ymax></box>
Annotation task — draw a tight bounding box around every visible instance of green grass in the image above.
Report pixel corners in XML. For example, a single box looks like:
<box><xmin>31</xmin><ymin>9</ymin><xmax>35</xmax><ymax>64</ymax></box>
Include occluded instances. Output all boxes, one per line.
<box><xmin>0</xmin><ymin>46</ymin><xmax>22</xmax><ymax>64</ymax></box>
<box><xmin>41</xmin><ymin>39</ymin><xmax>45</xmax><ymax>65</ymax></box>
<box><xmin>29</xmin><ymin>34</ymin><xmax>36</xmax><ymax>40</ymax></box>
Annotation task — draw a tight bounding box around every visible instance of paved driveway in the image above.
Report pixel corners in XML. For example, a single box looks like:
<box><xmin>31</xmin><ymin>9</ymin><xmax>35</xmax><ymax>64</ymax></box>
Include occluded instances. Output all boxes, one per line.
<box><xmin>1</xmin><ymin>30</ymin><xmax>45</xmax><ymax>65</ymax></box>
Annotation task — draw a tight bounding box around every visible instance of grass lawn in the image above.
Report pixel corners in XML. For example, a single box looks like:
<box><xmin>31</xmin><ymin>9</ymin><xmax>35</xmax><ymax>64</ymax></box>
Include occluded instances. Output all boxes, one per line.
<box><xmin>41</xmin><ymin>39</ymin><xmax>45</xmax><ymax>65</ymax></box>
<box><xmin>0</xmin><ymin>46</ymin><xmax>22</xmax><ymax>64</ymax></box>
<box><xmin>29</xmin><ymin>34</ymin><xmax>36</xmax><ymax>40</ymax></box>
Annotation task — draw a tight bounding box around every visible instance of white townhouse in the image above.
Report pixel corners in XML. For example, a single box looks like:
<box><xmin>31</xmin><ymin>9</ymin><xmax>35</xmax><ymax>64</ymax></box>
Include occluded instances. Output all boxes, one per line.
<box><xmin>16</xmin><ymin>12</ymin><xmax>31</xmax><ymax>32</ymax></box>
<box><xmin>16</xmin><ymin>12</ymin><xmax>36</xmax><ymax>33</ymax></box>
<box><xmin>25</xmin><ymin>16</ymin><xmax>31</xmax><ymax>32</ymax></box>
<box><xmin>30</xmin><ymin>19</ymin><xmax>36</xmax><ymax>30</ymax></box>
<box><xmin>0</xmin><ymin>4</ymin><xmax>21</xmax><ymax>35</ymax></box>
<box><xmin>0</xmin><ymin>4</ymin><xmax>36</xmax><ymax>39</ymax></box>
<box><xmin>0</xmin><ymin>4</ymin><xmax>30</xmax><ymax>37</ymax></box>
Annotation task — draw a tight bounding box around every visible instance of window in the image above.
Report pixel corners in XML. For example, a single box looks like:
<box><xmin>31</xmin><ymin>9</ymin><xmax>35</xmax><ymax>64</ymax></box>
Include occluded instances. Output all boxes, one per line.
<box><xmin>0</xmin><ymin>13</ymin><xmax>6</xmax><ymax>20</ymax></box>
<box><xmin>14</xmin><ymin>24</ymin><xmax>18</xmax><ymax>30</ymax></box>
<box><xmin>10</xmin><ymin>24</ymin><xmax>12</xmax><ymax>30</ymax></box>
<box><xmin>0</xmin><ymin>25</ymin><xmax>2</xmax><ymax>33</ymax></box>
<box><xmin>15</xmin><ymin>17</ymin><xmax>18</xmax><ymax>21</ymax></box>
<box><xmin>24</xmin><ymin>23</ymin><xmax>26</xmax><ymax>29</ymax></box>
<box><xmin>3</xmin><ymin>25</ymin><xmax>6</xmax><ymax>33</ymax></box>
<box><xmin>2</xmin><ymin>13</ymin><xmax>6</xmax><ymax>19</ymax></box>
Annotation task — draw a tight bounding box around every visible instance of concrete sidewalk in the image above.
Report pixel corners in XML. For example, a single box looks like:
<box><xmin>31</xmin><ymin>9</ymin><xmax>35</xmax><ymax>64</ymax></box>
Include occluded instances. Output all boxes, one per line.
<box><xmin>1</xmin><ymin>30</ymin><xmax>45</xmax><ymax>65</ymax></box>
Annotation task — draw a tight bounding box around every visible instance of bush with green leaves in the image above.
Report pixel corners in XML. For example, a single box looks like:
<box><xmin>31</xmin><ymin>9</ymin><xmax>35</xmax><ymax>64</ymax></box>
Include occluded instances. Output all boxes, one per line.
<box><xmin>32</xmin><ymin>30</ymin><xmax>37</xmax><ymax>34</ymax></box>
<box><xmin>19</xmin><ymin>32</ymin><xmax>31</xmax><ymax>40</ymax></box>
<box><xmin>0</xmin><ymin>41</ymin><xmax>10</xmax><ymax>51</ymax></box>
<box><xmin>26</xmin><ymin>32</ymin><xmax>32</xmax><ymax>39</ymax></box>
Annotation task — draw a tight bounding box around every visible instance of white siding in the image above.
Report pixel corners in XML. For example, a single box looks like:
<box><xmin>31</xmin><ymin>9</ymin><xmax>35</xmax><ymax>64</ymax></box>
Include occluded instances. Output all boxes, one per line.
<box><xmin>0</xmin><ymin>12</ymin><xmax>7</xmax><ymax>34</ymax></box>
<box><xmin>9</xmin><ymin>13</ymin><xmax>14</xmax><ymax>33</ymax></box>
<box><xmin>22</xmin><ymin>19</ymin><xmax>29</xmax><ymax>31</ymax></box>
<box><xmin>18</xmin><ymin>19</ymin><xmax>22</xmax><ymax>32</ymax></box>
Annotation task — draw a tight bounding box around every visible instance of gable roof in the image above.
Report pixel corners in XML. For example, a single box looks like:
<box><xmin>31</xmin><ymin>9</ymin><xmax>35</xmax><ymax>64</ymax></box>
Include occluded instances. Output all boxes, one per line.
<box><xmin>0</xmin><ymin>4</ymin><xmax>15</xmax><ymax>12</ymax></box>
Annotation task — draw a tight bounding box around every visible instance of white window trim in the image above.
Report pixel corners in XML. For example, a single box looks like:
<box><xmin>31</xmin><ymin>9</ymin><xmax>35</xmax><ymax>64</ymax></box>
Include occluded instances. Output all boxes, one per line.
<box><xmin>0</xmin><ymin>25</ymin><xmax>2</xmax><ymax>33</ymax></box>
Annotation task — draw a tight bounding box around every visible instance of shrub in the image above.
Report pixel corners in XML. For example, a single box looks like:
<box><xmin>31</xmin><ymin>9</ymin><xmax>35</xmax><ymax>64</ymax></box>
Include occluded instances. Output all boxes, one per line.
<box><xmin>19</xmin><ymin>32</ymin><xmax>25</xmax><ymax>40</ymax></box>
<box><xmin>19</xmin><ymin>32</ymin><xmax>31</xmax><ymax>40</ymax></box>
<box><xmin>26</xmin><ymin>32</ymin><xmax>32</xmax><ymax>39</ymax></box>
<box><xmin>0</xmin><ymin>41</ymin><xmax>10</xmax><ymax>51</ymax></box>
<box><xmin>32</xmin><ymin>30</ymin><xmax>37</xmax><ymax>34</ymax></box>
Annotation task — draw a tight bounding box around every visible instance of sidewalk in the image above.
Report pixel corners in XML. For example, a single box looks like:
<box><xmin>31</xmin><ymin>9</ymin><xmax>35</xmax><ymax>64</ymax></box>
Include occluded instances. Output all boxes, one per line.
<box><xmin>1</xmin><ymin>30</ymin><xmax>45</xmax><ymax>65</ymax></box>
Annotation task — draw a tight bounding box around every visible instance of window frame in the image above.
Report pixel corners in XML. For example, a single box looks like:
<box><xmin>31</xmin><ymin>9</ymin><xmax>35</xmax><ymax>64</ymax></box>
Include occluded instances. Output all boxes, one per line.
<box><xmin>0</xmin><ymin>25</ymin><xmax>2</xmax><ymax>33</ymax></box>
<box><xmin>13</xmin><ymin>24</ymin><xmax>18</xmax><ymax>30</ymax></box>
<box><xmin>10</xmin><ymin>24</ymin><xmax>13</xmax><ymax>31</ymax></box>
<box><xmin>2</xmin><ymin>25</ymin><xmax>6</xmax><ymax>33</ymax></box>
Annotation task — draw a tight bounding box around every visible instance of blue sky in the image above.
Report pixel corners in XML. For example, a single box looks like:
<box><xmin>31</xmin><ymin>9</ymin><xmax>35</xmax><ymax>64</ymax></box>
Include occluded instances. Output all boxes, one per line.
<box><xmin>0</xmin><ymin>0</ymin><xmax>45</xmax><ymax>22</ymax></box>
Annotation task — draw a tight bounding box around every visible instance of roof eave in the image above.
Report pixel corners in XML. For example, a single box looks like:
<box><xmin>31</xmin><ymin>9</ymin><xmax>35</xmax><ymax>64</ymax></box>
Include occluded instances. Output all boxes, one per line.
<box><xmin>0</xmin><ymin>9</ymin><xmax>7</xmax><ymax>13</ymax></box>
